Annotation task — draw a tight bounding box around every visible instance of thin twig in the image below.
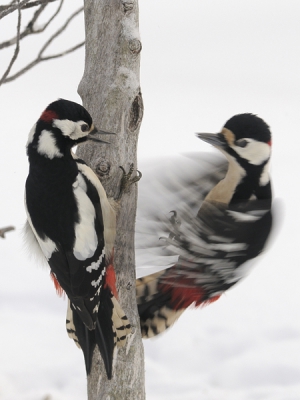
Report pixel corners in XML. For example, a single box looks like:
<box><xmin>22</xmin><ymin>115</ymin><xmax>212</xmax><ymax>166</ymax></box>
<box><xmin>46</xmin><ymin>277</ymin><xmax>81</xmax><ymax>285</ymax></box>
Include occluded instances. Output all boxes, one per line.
<box><xmin>0</xmin><ymin>226</ymin><xmax>15</xmax><ymax>238</ymax></box>
<box><xmin>0</xmin><ymin>0</ymin><xmax>21</xmax><ymax>85</ymax></box>
<box><xmin>18</xmin><ymin>0</ymin><xmax>59</xmax><ymax>8</ymax></box>
<box><xmin>38</xmin><ymin>6</ymin><xmax>83</xmax><ymax>57</ymax></box>
<box><xmin>1</xmin><ymin>6</ymin><xmax>84</xmax><ymax>84</ymax></box>
<box><xmin>0</xmin><ymin>0</ymin><xmax>64</xmax><ymax>50</ymax></box>
<box><xmin>0</xmin><ymin>0</ymin><xmax>30</xmax><ymax>19</ymax></box>
<box><xmin>0</xmin><ymin>0</ymin><xmax>59</xmax><ymax>18</ymax></box>
<box><xmin>4</xmin><ymin>41</ymin><xmax>84</xmax><ymax>83</ymax></box>
<box><xmin>0</xmin><ymin>4</ymin><xmax>46</xmax><ymax>49</ymax></box>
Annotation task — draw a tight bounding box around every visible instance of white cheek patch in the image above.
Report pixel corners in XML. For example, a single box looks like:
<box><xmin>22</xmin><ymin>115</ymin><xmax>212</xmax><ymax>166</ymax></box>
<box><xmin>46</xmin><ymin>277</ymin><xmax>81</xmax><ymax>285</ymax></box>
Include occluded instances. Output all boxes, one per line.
<box><xmin>233</xmin><ymin>139</ymin><xmax>271</xmax><ymax>165</ymax></box>
<box><xmin>73</xmin><ymin>173</ymin><xmax>98</xmax><ymax>261</ymax></box>
<box><xmin>37</xmin><ymin>130</ymin><xmax>63</xmax><ymax>159</ymax></box>
<box><xmin>53</xmin><ymin>119</ymin><xmax>88</xmax><ymax>141</ymax></box>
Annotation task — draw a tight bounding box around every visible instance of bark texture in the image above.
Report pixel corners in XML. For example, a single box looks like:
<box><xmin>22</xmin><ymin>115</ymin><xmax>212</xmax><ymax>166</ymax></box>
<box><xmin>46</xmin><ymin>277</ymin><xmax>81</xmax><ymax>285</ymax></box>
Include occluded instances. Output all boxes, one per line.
<box><xmin>77</xmin><ymin>1</ymin><xmax>145</xmax><ymax>399</ymax></box>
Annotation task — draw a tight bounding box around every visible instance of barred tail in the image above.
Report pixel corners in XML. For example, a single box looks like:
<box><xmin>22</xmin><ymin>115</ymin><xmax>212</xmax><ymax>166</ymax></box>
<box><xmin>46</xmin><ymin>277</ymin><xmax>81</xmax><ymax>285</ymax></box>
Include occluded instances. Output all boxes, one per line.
<box><xmin>136</xmin><ymin>268</ymin><xmax>221</xmax><ymax>338</ymax></box>
<box><xmin>136</xmin><ymin>270</ymin><xmax>185</xmax><ymax>338</ymax></box>
<box><xmin>66</xmin><ymin>287</ymin><xmax>131</xmax><ymax>379</ymax></box>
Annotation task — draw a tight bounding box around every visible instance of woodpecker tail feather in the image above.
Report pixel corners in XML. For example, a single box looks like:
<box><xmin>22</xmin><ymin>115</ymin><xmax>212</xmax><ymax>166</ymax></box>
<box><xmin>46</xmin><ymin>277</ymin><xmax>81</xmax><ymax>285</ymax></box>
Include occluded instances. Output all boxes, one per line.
<box><xmin>137</xmin><ymin>268</ymin><xmax>222</xmax><ymax>338</ymax></box>
<box><xmin>66</xmin><ymin>303</ymin><xmax>95</xmax><ymax>374</ymax></box>
<box><xmin>136</xmin><ymin>271</ymin><xmax>186</xmax><ymax>338</ymax></box>
<box><xmin>66</xmin><ymin>287</ymin><xmax>131</xmax><ymax>379</ymax></box>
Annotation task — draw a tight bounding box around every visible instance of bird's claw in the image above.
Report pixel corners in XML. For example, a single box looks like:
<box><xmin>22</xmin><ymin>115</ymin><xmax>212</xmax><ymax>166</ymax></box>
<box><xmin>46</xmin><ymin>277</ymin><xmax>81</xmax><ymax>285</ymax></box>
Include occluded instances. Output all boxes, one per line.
<box><xmin>159</xmin><ymin>210</ymin><xmax>182</xmax><ymax>242</ymax></box>
<box><xmin>116</xmin><ymin>163</ymin><xmax>142</xmax><ymax>200</ymax></box>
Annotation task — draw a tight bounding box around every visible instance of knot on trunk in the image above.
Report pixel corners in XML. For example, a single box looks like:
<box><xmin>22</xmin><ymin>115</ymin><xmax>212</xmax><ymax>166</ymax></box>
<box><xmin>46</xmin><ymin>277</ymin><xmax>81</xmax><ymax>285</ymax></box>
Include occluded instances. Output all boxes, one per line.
<box><xmin>129</xmin><ymin>92</ymin><xmax>143</xmax><ymax>132</ymax></box>
<box><xmin>121</xmin><ymin>0</ymin><xmax>134</xmax><ymax>12</ymax></box>
<box><xmin>129</xmin><ymin>39</ymin><xmax>142</xmax><ymax>55</ymax></box>
<box><xmin>95</xmin><ymin>160</ymin><xmax>111</xmax><ymax>176</ymax></box>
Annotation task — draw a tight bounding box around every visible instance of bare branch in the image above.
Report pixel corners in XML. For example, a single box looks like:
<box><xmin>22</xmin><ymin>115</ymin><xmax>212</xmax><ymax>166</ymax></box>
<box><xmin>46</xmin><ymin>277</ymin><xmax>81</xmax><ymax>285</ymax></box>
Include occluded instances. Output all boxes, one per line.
<box><xmin>4</xmin><ymin>40</ymin><xmax>84</xmax><ymax>83</ymax></box>
<box><xmin>0</xmin><ymin>226</ymin><xmax>15</xmax><ymax>238</ymax></box>
<box><xmin>0</xmin><ymin>0</ymin><xmax>59</xmax><ymax>18</ymax></box>
<box><xmin>0</xmin><ymin>0</ymin><xmax>64</xmax><ymax>50</ymax></box>
<box><xmin>0</xmin><ymin>0</ymin><xmax>30</xmax><ymax>19</ymax></box>
<box><xmin>18</xmin><ymin>0</ymin><xmax>59</xmax><ymax>9</ymax></box>
<box><xmin>0</xmin><ymin>0</ymin><xmax>21</xmax><ymax>85</ymax></box>
<box><xmin>1</xmin><ymin>6</ymin><xmax>84</xmax><ymax>85</ymax></box>
<box><xmin>38</xmin><ymin>6</ymin><xmax>83</xmax><ymax>57</ymax></box>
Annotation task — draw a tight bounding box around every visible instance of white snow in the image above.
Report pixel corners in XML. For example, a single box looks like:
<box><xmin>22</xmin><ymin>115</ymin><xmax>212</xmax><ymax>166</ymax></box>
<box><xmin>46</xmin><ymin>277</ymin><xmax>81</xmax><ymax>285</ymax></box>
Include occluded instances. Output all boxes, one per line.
<box><xmin>0</xmin><ymin>0</ymin><xmax>299</xmax><ymax>399</ymax></box>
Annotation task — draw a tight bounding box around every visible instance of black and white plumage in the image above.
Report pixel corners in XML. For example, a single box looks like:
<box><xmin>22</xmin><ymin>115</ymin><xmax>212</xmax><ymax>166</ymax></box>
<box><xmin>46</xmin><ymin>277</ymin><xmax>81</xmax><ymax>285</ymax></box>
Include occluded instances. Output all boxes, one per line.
<box><xmin>24</xmin><ymin>99</ymin><xmax>131</xmax><ymax>379</ymax></box>
<box><xmin>136</xmin><ymin>113</ymin><xmax>273</xmax><ymax>338</ymax></box>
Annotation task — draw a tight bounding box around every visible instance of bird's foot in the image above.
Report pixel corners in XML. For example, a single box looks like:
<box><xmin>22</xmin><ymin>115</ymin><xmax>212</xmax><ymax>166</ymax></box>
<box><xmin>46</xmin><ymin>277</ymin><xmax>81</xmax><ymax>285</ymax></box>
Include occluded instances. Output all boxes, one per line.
<box><xmin>159</xmin><ymin>210</ymin><xmax>182</xmax><ymax>242</ymax></box>
<box><xmin>115</xmin><ymin>163</ymin><xmax>142</xmax><ymax>201</ymax></box>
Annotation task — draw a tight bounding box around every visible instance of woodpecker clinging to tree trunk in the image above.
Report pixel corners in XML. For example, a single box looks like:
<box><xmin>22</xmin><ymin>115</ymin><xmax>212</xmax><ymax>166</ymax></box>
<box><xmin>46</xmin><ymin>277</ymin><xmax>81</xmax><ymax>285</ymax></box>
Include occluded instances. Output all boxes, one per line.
<box><xmin>24</xmin><ymin>99</ymin><xmax>131</xmax><ymax>379</ymax></box>
<box><xmin>136</xmin><ymin>113</ymin><xmax>273</xmax><ymax>338</ymax></box>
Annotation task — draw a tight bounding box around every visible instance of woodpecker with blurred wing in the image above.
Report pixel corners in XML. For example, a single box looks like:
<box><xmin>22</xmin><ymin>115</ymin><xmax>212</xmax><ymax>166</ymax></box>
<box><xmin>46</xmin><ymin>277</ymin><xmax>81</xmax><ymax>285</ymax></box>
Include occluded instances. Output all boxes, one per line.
<box><xmin>24</xmin><ymin>99</ymin><xmax>131</xmax><ymax>379</ymax></box>
<box><xmin>136</xmin><ymin>113</ymin><xmax>272</xmax><ymax>338</ymax></box>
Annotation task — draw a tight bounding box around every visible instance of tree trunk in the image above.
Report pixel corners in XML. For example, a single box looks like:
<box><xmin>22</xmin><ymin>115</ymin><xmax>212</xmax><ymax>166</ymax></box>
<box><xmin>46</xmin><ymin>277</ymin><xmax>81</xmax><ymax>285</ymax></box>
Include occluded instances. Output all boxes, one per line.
<box><xmin>77</xmin><ymin>1</ymin><xmax>145</xmax><ymax>399</ymax></box>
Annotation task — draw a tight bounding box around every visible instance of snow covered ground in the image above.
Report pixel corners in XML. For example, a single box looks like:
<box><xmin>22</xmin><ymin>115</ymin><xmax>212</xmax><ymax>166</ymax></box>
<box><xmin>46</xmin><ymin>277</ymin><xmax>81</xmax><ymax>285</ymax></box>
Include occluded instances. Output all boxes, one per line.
<box><xmin>1</xmin><ymin>1</ymin><xmax>300</xmax><ymax>399</ymax></box>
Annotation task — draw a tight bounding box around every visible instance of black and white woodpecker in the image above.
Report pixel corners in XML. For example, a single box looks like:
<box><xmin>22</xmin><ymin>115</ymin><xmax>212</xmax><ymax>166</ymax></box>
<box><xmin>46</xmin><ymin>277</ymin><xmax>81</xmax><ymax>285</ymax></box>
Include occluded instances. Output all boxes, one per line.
<box><xmin>24</xmin><ymin>99</ymin><xmax>131</xmax><ymax>379</ymax></box>
<box><xmin>136</xmin><ymin>113</ymin><xmax>273</xmax><ymax>338</ymax></box>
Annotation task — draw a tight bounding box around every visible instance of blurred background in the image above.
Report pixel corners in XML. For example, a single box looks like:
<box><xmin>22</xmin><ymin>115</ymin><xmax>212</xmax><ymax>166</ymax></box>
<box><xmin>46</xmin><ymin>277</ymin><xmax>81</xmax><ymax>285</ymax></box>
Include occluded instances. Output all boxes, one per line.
<box><xmin>0</xmin><ymin>1</ymin><xmax>299</xmax><ymax>399</ymax></box>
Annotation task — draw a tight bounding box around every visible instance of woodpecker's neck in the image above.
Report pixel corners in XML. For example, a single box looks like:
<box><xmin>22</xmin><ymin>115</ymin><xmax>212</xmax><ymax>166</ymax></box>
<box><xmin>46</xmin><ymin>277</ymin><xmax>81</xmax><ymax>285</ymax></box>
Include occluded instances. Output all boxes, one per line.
<box><xmin>204</xmin><ymin>157</ymin><xmax>245</xmax><ymax>205</ymax></box>
<box><xmin>27</xmin><ymin>134</ymin><xmax>78</xmax><ymax>191</ymax></box>
<box><xmin>27</xmin><ymin>123</ymin><xmax>75</xmax><ymax>160</ymax></box>
<box><xmin>204</xmin><ymin>156</ymin><xmax>271</xmax><ymax>206</ymax></box>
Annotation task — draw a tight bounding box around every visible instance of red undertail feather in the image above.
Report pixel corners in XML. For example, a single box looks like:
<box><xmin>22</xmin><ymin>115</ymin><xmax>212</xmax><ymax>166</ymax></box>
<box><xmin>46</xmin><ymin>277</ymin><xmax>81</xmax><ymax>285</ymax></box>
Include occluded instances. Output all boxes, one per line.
<box><xmin>50</xmin><ymin>272</ymin><xmax>64</xmax><ymax>297</ymax></box>
<box><xmin>160</xmin><ymin>276</ymin><xmax>222</xmax><ymax>310</ymax></box>
<box><xmin>104</xmin><ymin>263</ymin><xmax>118</xmax><ymax>299</ymax></box>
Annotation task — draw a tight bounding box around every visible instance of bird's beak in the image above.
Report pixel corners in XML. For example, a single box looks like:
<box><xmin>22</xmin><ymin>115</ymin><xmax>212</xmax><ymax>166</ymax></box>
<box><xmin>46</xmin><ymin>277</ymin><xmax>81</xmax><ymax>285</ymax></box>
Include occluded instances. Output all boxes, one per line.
<box><xmin>87</xmin><ymin>127</ymin><xmax>116</xmax><ymax>144</ymax></box>
<box><xmin>196</xmin><ymin>132</ymin><xmax>227</xmax><ymax>148</ymax></box>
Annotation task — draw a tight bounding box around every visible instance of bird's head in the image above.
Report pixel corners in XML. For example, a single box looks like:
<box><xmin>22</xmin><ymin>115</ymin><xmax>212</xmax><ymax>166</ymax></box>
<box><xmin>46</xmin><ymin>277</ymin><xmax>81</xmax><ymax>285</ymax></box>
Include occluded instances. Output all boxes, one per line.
<box><xmin>197</xmin><ymin>113</ymin><xmax>272</xmax><ymax>167</ymax></box>
<box><xmin>27</xmin><ymin>99</ymin><xmax>113</xmax><ymax>159</ymax></box>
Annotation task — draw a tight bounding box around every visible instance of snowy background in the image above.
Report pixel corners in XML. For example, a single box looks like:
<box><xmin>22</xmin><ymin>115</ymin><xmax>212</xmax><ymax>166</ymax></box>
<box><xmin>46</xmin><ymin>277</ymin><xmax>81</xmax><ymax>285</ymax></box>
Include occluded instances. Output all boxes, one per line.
<box><xmin>0</xmin><ymin>0</ymin><xmax>300</xmax><ymax>399</ymax></box>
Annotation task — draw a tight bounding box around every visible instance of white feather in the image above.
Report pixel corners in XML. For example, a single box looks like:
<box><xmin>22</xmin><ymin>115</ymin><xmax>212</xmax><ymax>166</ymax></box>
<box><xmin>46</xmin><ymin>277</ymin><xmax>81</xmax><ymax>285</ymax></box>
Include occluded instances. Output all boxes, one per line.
<box><xmin>77</xmin><ymin>162</ymin><xmax>116</xmax><ymax>259</ymax></box>
<box><xmin>37</xmin><ymin>130</ymin><xmax>63</xmax><ymax>159</ymax></box>
<box><xmin>73</xmin><ymin>173</ymin><xmax>98</xmax><ymax>261</ymax></box>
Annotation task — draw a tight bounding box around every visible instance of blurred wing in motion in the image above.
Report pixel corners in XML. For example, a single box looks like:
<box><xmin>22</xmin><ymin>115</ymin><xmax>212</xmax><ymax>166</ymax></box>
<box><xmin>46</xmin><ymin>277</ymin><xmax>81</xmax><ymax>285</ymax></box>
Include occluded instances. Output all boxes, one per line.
<box><xmin>136</xmin><ymin>153</ymin><xmax>227</xmax><ymax>275</ymax></box>
<box><xmin>135</xmin><ymin>153</ymin><xmax>272</xmax><ymax>338</ymax></box>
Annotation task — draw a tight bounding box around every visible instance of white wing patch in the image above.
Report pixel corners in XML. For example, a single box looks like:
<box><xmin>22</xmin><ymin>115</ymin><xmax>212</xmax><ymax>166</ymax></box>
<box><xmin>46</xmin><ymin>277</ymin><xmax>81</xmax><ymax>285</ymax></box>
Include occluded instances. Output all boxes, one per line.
<box><xmin>73</xmin><ymin>173</ymin><xmax>98</xmax><ymax>261</ymax></box>
<box><xmin>76</xmin><ymin>162</ymin><xmax>116</xmax><ymax>259</ymax></box>
<box><xmin>91</xmin><ymin>267</ymin><xmax>106</xmax><ymax>287</ymax></box>
<box><xmin>86</xmin><ymin>248</ymin><xmax>105</xmax><ymax>272</ymax></box>
<box><xmin>227</xmin><ymin>210</ymin><xmax>261</xmax><ymax>222</ymax></box>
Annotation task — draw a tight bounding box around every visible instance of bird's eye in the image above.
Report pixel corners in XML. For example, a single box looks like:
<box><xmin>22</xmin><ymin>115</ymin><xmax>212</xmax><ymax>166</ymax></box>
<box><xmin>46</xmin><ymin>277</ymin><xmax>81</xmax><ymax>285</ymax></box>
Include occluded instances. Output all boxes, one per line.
<box><xmin>81</xmin><ymin>124</ymin><xmax>89</xmax><ymax>132</ymax></box>
<box><xmin>236</xmin><ymin>139</ymin><xmax>248</xmax><ymax>148</ymax></box>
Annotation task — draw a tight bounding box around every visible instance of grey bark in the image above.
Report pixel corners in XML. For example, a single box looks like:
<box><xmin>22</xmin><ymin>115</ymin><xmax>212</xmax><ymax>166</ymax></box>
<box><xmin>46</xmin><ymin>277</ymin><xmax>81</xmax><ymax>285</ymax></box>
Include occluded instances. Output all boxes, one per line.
<box><xmin>77</xmin><ymin>0</ymin><xmax>145</xmax><ymax>399</ymax></box>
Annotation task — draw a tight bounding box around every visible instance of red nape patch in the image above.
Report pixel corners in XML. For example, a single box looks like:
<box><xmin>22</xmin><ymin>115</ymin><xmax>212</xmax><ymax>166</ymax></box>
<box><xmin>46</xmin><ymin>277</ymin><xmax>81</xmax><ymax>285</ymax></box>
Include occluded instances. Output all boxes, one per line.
<box><xmin>50</xmin><ymin>272</ymin><xmax>65</xmax><ymax>297</ymax></box>
<box><xmin>268</xmin><ymin>140</ymin><xmax>272</xmax><ymax>146</ymax></box>
<box><xmin>40</xmin><ymin>110</ymin><xmax>58</xmax><ymax>122</ymax></box>
<box><xmin>104</xmin><ymin>263</ymin><xmax>118</xmax><ymax>298</ymax></box>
